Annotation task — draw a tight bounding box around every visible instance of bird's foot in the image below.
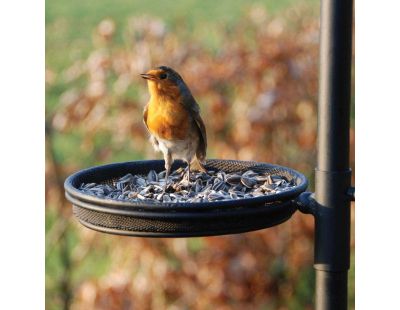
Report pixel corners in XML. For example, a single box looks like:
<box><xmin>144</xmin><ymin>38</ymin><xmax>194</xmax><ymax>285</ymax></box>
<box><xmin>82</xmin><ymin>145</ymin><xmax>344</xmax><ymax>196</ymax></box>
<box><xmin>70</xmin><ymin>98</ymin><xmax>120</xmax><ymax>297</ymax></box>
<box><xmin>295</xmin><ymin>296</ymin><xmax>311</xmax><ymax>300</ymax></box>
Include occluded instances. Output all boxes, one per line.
<box><xmin>180</xmin><ymin>169</ymin><xmax>192</xmax><ymax>187</ymax></box>
<box><xmin>180</xmin><ymin>177</ymin><xmax>190</xmax><ymax>187</ymax></box>
<box><xmin>162</xmin><ymin>181</ymin><xmax>168</xmax><ymax>193</ymax></box>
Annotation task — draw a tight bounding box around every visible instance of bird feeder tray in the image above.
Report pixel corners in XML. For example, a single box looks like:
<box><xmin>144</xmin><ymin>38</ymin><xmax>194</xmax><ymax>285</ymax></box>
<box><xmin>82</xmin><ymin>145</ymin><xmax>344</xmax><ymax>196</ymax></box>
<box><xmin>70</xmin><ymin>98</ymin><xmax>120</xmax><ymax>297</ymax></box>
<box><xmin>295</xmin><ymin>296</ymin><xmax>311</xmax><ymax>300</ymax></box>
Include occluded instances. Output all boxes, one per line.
<box><xmin>64</xmin><ymin>159</ymin><xmax>308</xmax><ymax>237</ymax></box>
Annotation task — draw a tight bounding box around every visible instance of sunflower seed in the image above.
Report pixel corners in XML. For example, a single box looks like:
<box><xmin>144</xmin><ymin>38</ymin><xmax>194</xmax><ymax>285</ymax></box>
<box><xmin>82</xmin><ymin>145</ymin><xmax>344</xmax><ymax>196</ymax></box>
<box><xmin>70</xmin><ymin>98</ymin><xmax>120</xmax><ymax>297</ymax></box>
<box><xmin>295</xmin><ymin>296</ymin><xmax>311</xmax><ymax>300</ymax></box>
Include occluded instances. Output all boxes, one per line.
<box><xmin>252</xmin><ymin>191</ymin><xmax>265</xmax><ymax>197</ymax></box>
<box><xmin>153</xmin><ymin>185</ymin><xmax>164</xmax><ymax>192</ymax></box>
<box><xmin>212</xmin><ymin>179</ymin><xmax>225</xmax><ymax>191</ymax></box>
<box><xmin>147</xmin><ymin>170</ymin><xmax>158</xmax><ymax>182</ymax></box>
<box><xmin>235</xmin><ymin>191</ymin><xmax>245</xmax><ymax>197</ymax></box>
<box><xmin>79</xmin><ymin>167</ymin><xmax>297</xmax><ymax>204</ymax></box>
<box><xmin>226</xmin><ymin>174</ymin><xmax>241</xmax><ymax>185</ymax></box>
<box><xmin>198</xmin><ymin>172</ymin><xmax>211</xmax><ymax>180</ymax></box>
<box><xmin>242</xmin><ymin>170</ymin><xmax>258</xmax><ymax>178</ymax></box>
<box><xmin>89</xmin><ymin>187</ymin><xmax>104</xmax><ymax>194</ymax></box>
<box><xmin>163</xmin><ymin>195</ymin><xmax>171</xmax><ymax>202</ymax></box>
<box><xmin>241</xmin><ymin>176</ymin><xmax>257</xmax><ymax>188</ymax></box>
<box><xmin>216</xmin><ymin>171</ymin><xmax>226</xmax><ymax>181</ymax></box>
<box><xmin>84</xmin><ymin>183</ymin><xmax>97</xmax><ymax>189</ymax></box>
<box><xmin>255</xmin><ymin>175</ymin><xmax>271</xmax><ymax>183</ymax></box>
<box><xmin>135</xmin><ymin>177</ymin><xmax>147</xmax><ymax>187</ymax></box>
<box><xmin>230</xmin><ymin>192</ymin><xmax>238</xmax><ymax>199</ymax></box>
<box><xmin>195</xmin><ymin>179</ymin><xmax>203</xmax><ymax>192</ymax></box>
<box><xmin>118</xmin><ymin>173</ymin><xmax>134</xmax><ymax>183</ymax></box>
<box><xmin>202</xmin><ymin>183</ymin><xmax>212</xmax><ymax>192</ymax></box>
<box><xmin>208</xmin><ymin>192</ymin><xmax>224</xmax><ymax>201</ymax></box>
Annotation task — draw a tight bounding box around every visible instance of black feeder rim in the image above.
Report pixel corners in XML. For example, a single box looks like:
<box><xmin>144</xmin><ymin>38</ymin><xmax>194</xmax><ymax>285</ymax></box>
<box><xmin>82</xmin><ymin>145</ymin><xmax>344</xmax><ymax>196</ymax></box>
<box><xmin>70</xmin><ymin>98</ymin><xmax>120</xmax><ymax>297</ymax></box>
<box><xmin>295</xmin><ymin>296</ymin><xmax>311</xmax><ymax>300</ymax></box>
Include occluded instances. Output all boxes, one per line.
<box><xmin>64</xmin><ymin>159</ymin><xmax>308</xmax><ymax>237</ymax></box>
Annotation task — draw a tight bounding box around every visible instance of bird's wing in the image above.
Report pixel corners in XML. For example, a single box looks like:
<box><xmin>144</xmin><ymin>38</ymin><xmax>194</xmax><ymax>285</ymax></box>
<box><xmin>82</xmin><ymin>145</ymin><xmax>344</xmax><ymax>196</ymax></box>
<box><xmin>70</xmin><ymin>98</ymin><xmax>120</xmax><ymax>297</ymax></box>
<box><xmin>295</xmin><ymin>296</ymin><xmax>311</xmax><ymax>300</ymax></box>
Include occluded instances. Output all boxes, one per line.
<box><xmin>182</xmin><ymin>94</ymin><xmax>207</xmax><ymax>162</ymax></box>
<box><xmin>143</xmin><ymin>104</ymin><xmax>159</xmax><ymax>150</ymax></box>
<box><xmin>193</xmin><ymin>112</ymin><xmax>207</xmax><ymax>162</ymax></box>
<box><xmin>143</xmin><ymin>104</ymin><xmax>149</xmax><ymax>130</ymax></box>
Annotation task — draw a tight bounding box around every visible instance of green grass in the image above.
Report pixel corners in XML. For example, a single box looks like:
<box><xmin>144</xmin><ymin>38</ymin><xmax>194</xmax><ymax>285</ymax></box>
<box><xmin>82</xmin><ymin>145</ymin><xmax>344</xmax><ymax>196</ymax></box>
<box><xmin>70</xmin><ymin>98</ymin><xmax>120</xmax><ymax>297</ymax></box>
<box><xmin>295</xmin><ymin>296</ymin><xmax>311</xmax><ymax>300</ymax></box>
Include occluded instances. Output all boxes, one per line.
<box><xmin>46</xmin><ymin>0</ymin><xmax>301</xmax><ymax>35</ymax></box>
<box><xmin>46</xmin><ymin>0</ymin><xmax>316</xmax><ymax>71</ymax></box>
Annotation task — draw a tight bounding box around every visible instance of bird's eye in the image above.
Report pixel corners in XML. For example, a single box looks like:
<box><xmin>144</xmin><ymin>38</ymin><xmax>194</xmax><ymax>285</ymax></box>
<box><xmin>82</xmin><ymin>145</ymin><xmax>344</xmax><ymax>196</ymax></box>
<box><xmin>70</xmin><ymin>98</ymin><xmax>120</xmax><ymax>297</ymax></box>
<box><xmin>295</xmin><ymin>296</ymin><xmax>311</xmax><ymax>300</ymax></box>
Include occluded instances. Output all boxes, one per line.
<box><xmin>159</xmin><ymin>73</ymin><xmax>167</xmax><ymax>79</ymax></box>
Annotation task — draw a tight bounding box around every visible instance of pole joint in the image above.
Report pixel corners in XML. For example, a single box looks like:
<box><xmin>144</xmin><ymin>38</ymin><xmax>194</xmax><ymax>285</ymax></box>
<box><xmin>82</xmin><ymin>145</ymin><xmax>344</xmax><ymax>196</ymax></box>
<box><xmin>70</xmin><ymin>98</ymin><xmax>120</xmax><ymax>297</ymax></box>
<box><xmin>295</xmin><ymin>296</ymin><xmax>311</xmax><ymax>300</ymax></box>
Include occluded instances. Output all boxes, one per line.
<box><xmin>293</xmin><ymin>191</ymin><xmax>319</xmax><ymax>215</ymax></box>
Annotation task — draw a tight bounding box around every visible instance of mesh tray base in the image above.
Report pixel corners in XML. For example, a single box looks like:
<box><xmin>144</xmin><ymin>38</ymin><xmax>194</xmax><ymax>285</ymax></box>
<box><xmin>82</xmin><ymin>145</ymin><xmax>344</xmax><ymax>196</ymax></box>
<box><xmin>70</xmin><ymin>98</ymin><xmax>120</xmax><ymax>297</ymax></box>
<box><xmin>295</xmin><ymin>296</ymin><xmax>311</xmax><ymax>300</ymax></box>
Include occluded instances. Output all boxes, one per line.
<box><xmin>64</xmin><ymin>159</ymin><xmax>308</xmax><ymax>237</ymax></box>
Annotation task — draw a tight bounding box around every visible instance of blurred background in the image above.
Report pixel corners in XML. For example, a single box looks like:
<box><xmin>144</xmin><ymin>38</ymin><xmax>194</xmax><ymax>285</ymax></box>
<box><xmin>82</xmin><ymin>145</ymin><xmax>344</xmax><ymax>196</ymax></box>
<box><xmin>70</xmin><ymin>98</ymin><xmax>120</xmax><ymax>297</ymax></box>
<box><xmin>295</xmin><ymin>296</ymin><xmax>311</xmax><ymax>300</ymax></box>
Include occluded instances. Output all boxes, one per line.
<box><xmin>45</xmin><ymin>0</ymin><xmax>354</xmax><ymax>309</ymax></box>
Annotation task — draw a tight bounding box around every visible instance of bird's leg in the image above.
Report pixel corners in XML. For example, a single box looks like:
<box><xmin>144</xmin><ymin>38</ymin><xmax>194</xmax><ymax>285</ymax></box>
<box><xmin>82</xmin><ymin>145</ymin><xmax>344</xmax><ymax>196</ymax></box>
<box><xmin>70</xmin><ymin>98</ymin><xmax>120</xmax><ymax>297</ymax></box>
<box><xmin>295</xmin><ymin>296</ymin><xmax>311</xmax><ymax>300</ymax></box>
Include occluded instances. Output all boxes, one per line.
<box><xmin>163</xmin><ymin>151</ymin><xmax>172</xmax><ymax>192</ymax></box>
<box><xmin>180</xmin><ymin>160</ymin><xmax>191</xmax><ymax>185</ymax></box>
<box><xmin>186</xmin><ymin>161</ymin><xmax>191</xmax><ymax>183</ymax></box>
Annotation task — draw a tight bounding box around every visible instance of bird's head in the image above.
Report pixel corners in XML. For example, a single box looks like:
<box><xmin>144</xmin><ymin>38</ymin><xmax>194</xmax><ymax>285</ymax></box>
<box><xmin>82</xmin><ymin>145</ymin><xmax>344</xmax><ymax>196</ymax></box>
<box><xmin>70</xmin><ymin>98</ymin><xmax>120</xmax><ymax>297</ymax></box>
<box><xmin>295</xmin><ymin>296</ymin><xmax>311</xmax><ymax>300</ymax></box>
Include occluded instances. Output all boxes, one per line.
<box><xmin>141</xmin><ymin>66</ymin><xmax>187</xmax><ymax>99</ymax></box>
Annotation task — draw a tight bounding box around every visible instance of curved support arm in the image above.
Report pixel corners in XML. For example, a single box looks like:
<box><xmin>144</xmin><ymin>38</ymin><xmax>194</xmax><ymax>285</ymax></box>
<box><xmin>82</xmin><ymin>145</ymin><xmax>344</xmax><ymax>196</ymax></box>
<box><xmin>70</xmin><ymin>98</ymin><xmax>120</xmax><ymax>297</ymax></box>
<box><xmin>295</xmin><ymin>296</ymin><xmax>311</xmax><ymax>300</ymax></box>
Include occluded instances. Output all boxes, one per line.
<box><xmin>292</xmin><ymin>191</ymin><xmax>319</xmax><ymax>215</ymax></box>
<box><xmin>293</xmin><ymin>187</ymin><xmax>355</xmax><ymax>216</ymax></box>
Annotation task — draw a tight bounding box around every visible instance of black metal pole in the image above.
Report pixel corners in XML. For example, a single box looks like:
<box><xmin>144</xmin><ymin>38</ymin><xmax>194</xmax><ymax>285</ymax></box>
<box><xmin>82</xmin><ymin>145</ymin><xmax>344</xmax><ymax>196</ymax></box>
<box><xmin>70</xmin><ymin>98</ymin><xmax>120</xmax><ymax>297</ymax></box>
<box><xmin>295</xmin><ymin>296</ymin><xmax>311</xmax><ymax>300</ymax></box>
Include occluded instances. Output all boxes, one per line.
<box><xmin>315</xmin><ymin>0</ymin><xmax>353</xmax><ymax>309</ymax></box>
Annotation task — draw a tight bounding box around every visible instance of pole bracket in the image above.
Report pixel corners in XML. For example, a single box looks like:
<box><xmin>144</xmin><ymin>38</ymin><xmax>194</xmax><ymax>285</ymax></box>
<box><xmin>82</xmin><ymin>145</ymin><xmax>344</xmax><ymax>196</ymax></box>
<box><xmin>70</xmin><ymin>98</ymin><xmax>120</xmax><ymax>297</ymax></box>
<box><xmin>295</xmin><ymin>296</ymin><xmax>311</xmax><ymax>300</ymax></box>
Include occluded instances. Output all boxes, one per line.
<box><xmin>293</xmin><ymin>185</ymin><xmax>354</xmax><ymax>215</ymax></box>
<box><xmin>293</xmin><ymin>191</ymin><xmax>319</xmax><ymax>215</ymax></box>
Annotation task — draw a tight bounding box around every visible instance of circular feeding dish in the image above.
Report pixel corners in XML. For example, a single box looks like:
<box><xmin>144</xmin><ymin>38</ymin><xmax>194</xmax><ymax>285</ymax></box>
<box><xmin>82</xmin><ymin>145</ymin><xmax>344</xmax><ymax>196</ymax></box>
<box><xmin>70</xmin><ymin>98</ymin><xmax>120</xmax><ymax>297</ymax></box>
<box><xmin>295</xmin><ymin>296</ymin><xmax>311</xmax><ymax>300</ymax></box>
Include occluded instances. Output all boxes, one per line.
<box><xmin>64</xmin><ymin>159</ymin><xmax>308</xmax><ymax>237</ymax></box>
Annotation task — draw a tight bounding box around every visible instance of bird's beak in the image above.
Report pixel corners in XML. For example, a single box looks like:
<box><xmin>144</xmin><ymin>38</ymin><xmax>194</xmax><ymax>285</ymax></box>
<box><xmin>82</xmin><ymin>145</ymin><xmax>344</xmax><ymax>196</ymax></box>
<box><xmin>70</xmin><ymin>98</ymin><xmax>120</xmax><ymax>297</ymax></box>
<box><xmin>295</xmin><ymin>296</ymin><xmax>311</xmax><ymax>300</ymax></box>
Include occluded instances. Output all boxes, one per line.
<box><xmin>140</xmin><ymin>73</ymin><xmax>157</xmax><ymax>80</ymax></box>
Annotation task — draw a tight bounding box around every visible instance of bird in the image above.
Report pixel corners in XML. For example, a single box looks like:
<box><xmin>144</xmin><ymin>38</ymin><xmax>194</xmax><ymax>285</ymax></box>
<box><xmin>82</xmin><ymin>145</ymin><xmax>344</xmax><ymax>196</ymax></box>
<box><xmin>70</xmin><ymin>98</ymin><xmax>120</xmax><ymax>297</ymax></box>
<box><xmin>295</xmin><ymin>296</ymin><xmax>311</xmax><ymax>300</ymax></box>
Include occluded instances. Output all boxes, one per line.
<box><xmin>141</xmin><ymin>66</ymin><xmax>207</xmax><ymax>189</ymax></box>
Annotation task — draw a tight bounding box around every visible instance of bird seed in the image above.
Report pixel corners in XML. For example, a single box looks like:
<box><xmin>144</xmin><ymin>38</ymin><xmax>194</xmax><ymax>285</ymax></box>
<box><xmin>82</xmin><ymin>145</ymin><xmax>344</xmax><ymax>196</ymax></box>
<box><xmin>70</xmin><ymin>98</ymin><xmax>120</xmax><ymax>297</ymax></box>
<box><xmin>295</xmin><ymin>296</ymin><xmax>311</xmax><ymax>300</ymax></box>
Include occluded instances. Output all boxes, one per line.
<box><xmin>79</xmin><ymin>168</ymin><xmax>297</xmax><ymax>204</ymax></box>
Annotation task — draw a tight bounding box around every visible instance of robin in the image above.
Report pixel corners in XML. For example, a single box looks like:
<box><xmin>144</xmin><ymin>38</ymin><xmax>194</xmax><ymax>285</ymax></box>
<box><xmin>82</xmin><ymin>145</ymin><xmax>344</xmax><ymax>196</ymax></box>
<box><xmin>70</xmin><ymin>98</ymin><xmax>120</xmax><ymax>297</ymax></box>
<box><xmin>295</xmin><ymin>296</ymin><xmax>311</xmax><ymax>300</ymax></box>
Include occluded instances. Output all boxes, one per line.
<box><xmin>141</xmin><ymin>66</ymin><xmax>207</xmax><ymax>188</ymax></box>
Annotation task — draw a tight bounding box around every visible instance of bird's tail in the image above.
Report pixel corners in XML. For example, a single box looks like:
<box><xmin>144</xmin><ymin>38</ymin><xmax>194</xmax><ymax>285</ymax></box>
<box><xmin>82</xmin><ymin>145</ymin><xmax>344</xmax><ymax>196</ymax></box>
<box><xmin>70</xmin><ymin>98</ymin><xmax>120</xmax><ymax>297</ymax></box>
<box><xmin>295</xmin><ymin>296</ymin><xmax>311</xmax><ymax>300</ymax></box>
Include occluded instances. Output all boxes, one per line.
<box><xmin>190</xmin><ymin>156</ymin><xmax>207</xmax><ymax>172</ymax></box>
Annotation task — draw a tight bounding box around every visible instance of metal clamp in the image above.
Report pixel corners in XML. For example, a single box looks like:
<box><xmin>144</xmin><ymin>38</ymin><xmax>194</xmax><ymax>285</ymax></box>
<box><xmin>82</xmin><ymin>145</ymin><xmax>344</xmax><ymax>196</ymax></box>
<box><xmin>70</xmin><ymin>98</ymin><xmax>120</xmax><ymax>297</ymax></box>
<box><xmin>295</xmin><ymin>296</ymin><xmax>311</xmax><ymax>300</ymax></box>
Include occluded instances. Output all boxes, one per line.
<box><xmin>294</xmin><ymin>186</ymin><xmax>355</xmax><ymax>215</ymax></box>
<box><xmin>293</xmin><ymin>191</ymin><xmax>319</xmax><ymax>215</ymax></box>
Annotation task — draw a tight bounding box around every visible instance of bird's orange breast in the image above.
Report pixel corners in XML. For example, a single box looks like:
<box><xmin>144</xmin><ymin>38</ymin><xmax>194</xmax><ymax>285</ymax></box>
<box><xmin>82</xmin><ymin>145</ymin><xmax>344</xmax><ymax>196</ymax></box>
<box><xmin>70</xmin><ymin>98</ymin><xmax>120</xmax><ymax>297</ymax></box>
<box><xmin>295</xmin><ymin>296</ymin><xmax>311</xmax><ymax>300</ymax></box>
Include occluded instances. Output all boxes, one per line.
<box><xmin>146</xmin><ymin>94</ymin><xmax>190</xmax><ymax>141</ymax></box>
